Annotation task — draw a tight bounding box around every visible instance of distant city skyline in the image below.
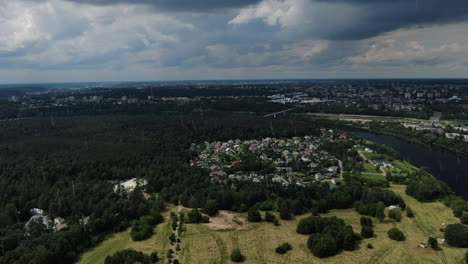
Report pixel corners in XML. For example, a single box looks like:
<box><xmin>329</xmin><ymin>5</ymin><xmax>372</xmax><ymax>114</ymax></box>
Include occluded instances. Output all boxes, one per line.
<box><xmin>1</xmin><ymin>0</ymin><xmax>468</xmax><ymax>83</ymax></box>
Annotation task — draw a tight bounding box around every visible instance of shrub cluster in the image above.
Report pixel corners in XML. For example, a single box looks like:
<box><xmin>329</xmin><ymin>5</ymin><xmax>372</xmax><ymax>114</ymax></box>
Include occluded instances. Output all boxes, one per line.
<box><xmin>387</xmin><ymin>227</ymin><xmax>406</xmax><ymax>241</ymax></box>
<box><xmin>360</xmin><ymin>216</ymin><xmax>374</xmax><ymax>238</ymax></box>
<box><xmin>104</xmin><ymin>249</ymin><xmax>158</xmax><ymax>264</ymax></box>
<box><xmin>297</xmin><ymin>216</ymin><xmax>357</xmax><ymax>258</ymax></box>
<box><xmin>275</xmin><ymin>243</ymin><xmax>292</xmax><ymax>254</ymax></box>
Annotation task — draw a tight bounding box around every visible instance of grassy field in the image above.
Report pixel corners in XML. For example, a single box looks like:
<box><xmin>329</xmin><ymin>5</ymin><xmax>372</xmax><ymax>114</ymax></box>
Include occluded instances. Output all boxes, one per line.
<box><xmin>78</xmin><ymin>215</ymin><xmax>173</xmax><ymax>264</ymax></box>
<box><xmin>78</xmin><ymin>186</ymin><xmax>467</xmax><ymax>264</ymax></box>
<box><xmin>362</xmin><ymin>162</ymin><xmax>380</xmax><ymax>174</ymax></box>
<box><xmin>384</xmin><ymin>160</ymin><xmax>419</xmax><ymax>177</ymax></box>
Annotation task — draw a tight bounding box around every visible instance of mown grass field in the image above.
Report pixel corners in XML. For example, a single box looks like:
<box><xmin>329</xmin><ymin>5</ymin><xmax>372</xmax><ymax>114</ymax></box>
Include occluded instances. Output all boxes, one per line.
<box><xmin>79</xmin><ymin>185</ymin><xmax>467</xmax><ymax>264</ymax></box>
<box><xmin>385</xmin><ymin>160</ymin><xmax>419</xmax><ymax>177</ymax></box>
<box><xmin>362</xmin><ymin>162</ymin><xmax>380</xmax><ymax>174</ymax></box>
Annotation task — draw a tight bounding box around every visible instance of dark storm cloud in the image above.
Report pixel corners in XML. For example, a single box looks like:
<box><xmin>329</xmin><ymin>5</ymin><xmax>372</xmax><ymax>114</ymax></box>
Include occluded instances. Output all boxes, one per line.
<box><xmin>62</xmin><ymin>0</ymin><xmax>262</xmax><ymax>11</ymax></box>
<box><xmin>315</xmin><ymin>0</ymin><xmax>468</xmax><ymax>40</ymax></box>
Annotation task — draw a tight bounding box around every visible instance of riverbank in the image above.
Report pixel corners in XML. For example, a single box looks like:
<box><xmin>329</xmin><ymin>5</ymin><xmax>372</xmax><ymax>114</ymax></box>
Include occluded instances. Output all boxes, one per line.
<box><xmin>345</xmin><ymin>124</ymin><xmax>468</xmax><ymax>158</ymax></box>
<box><xmin>351</xmin><ymin>130</ymin><xmax>468</xmax><ymax>201</ymax></box>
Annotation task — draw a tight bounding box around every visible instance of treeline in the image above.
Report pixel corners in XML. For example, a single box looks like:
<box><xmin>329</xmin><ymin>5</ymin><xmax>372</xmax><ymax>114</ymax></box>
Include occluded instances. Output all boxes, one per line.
<box><xmin>299</xmin><ymin>101</ymin><xmax>431</xmax><ymax>119</ymax></box>
<box><xmin>104</xmin><ymin>248</ymin><xmax>159</xmax><ymax>264</ymax></box>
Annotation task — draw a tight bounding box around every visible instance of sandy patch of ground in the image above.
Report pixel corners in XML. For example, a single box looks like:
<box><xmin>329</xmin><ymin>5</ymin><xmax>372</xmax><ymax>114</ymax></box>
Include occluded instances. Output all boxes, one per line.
<box><xmin>204</xmin><ymin>210</ymin><xmax>251</xmax><ymax>230</ymax></box>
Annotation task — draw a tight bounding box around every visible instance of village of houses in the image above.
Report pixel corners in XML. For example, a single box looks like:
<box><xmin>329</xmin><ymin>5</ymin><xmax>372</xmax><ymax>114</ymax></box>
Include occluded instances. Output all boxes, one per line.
<box><xmin>189</xmin><ymin>130</ymin><xmax>346</xmax><ymax>188</ymax></box>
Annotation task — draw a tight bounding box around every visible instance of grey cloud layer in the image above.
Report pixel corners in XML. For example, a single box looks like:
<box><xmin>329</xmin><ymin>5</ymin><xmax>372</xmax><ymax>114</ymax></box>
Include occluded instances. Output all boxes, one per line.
<box><xmin>63</xmin><ymin>0</ymin><xmax>262</xmax><ymax>11</ymax></box>
<box><xmin>2</xmin><ymin>0</ymin><xmax>468</xmax><ymax>81</ymax></box>
<box><xmin>315</xmin><ymin>0</ymin><xmax>468</xmax><ymax>39</ymax></box>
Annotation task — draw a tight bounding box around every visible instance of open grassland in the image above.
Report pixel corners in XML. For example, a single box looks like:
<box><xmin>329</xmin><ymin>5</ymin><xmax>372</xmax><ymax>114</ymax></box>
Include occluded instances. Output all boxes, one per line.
<box><xmin>390</xmin><ymin>184</ymin><xmax>466</xmax><ymax>264</ymax></box>
<box><xmin>79</xmin><ymin>187</ymin><xmax>467</xmax><ymax>264</ymax></box>
<box><xmin>78</xmin><ymin>213</ymin><xmax>174</xmax><ymax>264</ymax></box>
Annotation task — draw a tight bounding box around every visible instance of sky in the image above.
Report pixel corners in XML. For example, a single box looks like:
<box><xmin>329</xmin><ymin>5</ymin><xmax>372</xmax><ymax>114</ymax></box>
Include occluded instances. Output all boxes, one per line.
<box><xmin>1</xmin><ymin>0</ymin><xmax>468</xmax><ymax>83</ymax></box>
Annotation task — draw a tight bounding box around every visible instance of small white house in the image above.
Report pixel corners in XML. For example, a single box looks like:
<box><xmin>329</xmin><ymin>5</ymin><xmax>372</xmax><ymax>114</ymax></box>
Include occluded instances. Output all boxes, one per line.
<box><xmin>113</xmin><ymin>178</ymin><xmax>148</xmax><ymax>193</ymax></box>
<box><xmin>30</xmin><ymin>208</ymin><xmax>44</xmax><ymax>215</ymax></box>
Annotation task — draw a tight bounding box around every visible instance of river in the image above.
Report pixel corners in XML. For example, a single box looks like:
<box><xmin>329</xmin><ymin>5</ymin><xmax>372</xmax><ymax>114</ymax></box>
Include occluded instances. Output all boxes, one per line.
<box><xmin>352</xmin><ymin>131</ymin><xmax>468</xmax><ymax>200</ymax></box>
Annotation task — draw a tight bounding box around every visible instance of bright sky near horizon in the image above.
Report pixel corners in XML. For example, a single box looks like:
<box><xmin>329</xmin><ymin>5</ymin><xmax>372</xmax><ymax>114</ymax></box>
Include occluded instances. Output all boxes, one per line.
<box><xmin>1</xmin><ymin>0</ymin><xmax>468</xmax><ymax>83</ymax></box>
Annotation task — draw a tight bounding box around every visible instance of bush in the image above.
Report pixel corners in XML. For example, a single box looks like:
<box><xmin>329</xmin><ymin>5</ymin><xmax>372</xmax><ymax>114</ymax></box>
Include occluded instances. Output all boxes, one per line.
<box><xmin>406</xmin><ymin>207</ymin><xmax>414</xmax><ymax>218</ymax></box>
<box><xmin>428</xmin><ymin>237</ymin><xmax>438</xmax><ymax>249</ymax></box>
<box><xmin>388</xmin><ymin>227</ymin><xmax>406</xmax><ymax>241</ymax></box>
<box><xmin>367</xmin><ymin>243</ymin><xmax>373</xmax><ymax>249</ymax></box>
<box><xmin>275</xmin><ymin>246</ymin><xmax>286</xmax><ymax>254</ymax></box>
<box><xmin>247</xmin><ymin>208</ymin><xmax>262</xmax><ymax>222</ymax></box>
<box><xmin>445</xmin><ymin>224</ymin><xmax>468</xmax><ymax>247</ymax></box>
<box><xmin>230</xmin><ymin>248</ymin><xmax>245</xmax><ymax>262</ymax></box>
<box><xmin>275</xmin><ymin>242</ymin><xmax>292</xmax><ymax>254</ymax></box>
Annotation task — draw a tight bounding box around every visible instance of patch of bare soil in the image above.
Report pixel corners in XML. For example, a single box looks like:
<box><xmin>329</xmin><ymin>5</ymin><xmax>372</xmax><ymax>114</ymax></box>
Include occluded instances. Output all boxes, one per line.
<box><xmin>204</xmin><ymin>210</ymin><xmax>251</xmax><ymax>230</ymax></box>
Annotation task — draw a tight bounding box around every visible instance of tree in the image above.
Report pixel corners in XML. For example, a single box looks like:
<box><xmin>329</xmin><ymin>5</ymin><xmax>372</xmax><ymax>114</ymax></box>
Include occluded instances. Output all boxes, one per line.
<box><xmin>387</xmin><ymin>227</ymin><xmax>406</xmax><ymax>241</ymax></box>
<box><xmin>445</xmin><ymin>224</ymin><xmax>468</xmax><ymax>247</ymax></box>
<box><xmin>361</xmin><ymin>226</ymin><xmax>374</xmax><ymax>238</ymax></box>
<box><xmin>130</xmin><ymin>218</ymin><xmax>154</xmax><ymax>241</ymax></box>
<box><xmin>265</xmin><ymin>212</ymin><xmax>276</xmax><ymax>223</ymax></box>
<box><xmin>203</xmin><ymin>199</ymin><xmax>219</xmax><ymax>217</ymax></box>
<box><xmin>389</xmin><ymin>209</ymin><xmax>402</xmax><ymax>222</ymax></box>
<box><xmin>307</xmin><ymin>233</ymin><xmax>338</xmax><ymax>258</ymax></box>
<box><xmin>376</xmin><ymin>202</ymin><xmax>386</xmax><ymax>222</ymax></box>
<box><xmin>428</xmin><ymin>237</ymin><xmax>438</xmax><ymax>249</ymax></box>
<box><xmin>230</xmin><ymin>248</ymin><xmax>245</xmax><ymax>262</ymax></box>
<box><xmin>187</xmin><ymin>208</ymin><xmax>202</xmax><ymax>223</ymax></box>
<box><xmin>296</xmin><ymin>216</ymin><xmax>324</xmax><ymax>235</ymax></box>
<box><xmin>343</xmin><ymin>232</ymin><xmax>356</xmax><ymax>251</ymax></box>
<box><xmin>247</xmin><ymin>208</ymin><xmax>262</xmax><ymax>222</ymax></box>
<box><xmin>461</xmin><ymin>212</ymin><xmax>468</xmax><ymax>225</ymax></box>
<box><xmin>279</xmin><ymin>200</ymin><xmax>292</xmax><ymax>220</ymax></box>
<box><xmin>360</xmin><ymin>216</ymin><xmax>373</xmax><ymax>227</ymax></box>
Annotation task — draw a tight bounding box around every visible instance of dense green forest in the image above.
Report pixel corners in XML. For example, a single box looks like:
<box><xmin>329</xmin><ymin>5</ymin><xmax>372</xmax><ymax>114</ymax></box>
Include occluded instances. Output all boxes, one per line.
<box><xmin>0</xmin><ymin>111</ymin><xmax>339</xmax><ymax>263</ymax></box>
<box><xmin>0</xmin><ymin>105</ymin><xmax>467</xmax><ymax>263</ymax></box>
